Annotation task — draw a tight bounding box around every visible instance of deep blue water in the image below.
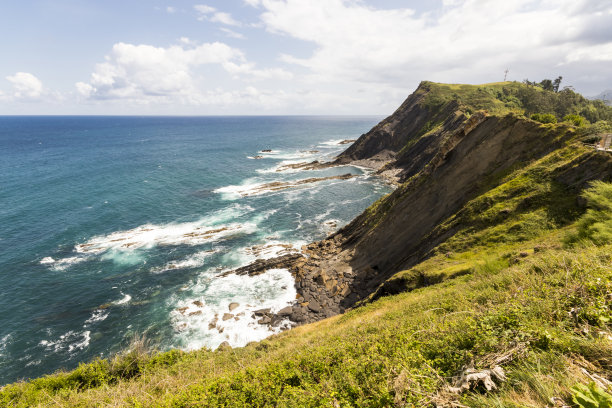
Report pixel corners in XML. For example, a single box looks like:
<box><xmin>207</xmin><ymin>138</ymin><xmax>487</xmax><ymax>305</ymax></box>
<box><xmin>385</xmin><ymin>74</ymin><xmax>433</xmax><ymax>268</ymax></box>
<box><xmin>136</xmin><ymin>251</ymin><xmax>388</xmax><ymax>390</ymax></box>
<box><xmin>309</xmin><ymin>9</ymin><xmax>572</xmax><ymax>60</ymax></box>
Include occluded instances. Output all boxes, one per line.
<box><xmin>0</xmin><ymin>116</ymin><xmax>391</xmax><ymax>385</ymax></box>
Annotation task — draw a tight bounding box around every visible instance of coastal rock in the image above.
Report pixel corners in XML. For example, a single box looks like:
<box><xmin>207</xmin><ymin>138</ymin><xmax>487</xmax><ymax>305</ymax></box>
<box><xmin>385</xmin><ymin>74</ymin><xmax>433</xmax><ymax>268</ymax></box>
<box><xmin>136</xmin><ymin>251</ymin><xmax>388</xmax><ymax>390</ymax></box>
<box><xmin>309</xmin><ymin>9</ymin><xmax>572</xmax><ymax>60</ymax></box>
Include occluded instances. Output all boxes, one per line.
<box><xmin>307</xmin><ymin>299</ymin><xmax>321</xmax><ymax>313</ymax></box>
<box><xmin>253</xmin><ymin>308</ymin><xmax>271</xmax><ymax>316</ymax></box>
<box><xmin>278</xmin><ymin>306</ymin><xmax>293</xmax><ymax>316</ymax></box>
<box><xmin>193</xmin><ymin>300</ymin><xmax>204</xmax><ymax>307</ymax></box>
<box><xmin>222</xmin><ymin>313</ymin><xmax>234</xmax><ymax>321</ymax></box>
<box><xmin>189</xmin><ymin>310</ymin><xmax>202</xmax><ymax>316</ymax></box>
<box><xmin>258</xmin><ymin>316</ymin><xmax>271</xmax><ymax>325</ymax></box>
<box><xmin>228</xmin><ymin>302</ymin><xmax>239</xmax><ymax>312</ymax></box>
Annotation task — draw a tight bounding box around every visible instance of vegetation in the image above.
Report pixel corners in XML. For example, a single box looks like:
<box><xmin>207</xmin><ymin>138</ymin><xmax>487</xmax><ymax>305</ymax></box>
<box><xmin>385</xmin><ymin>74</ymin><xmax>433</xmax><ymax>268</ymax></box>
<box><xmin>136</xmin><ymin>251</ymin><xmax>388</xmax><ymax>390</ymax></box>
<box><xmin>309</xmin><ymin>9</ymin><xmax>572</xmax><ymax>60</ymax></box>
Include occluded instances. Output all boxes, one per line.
<box><xmin>419</xmin><ymin>80</ymin><xmax>612</xmax><ymax>125</ymax></box>
<box><xmin>572</xmin><ymin>382</ymin><xmax>612</xmax><ymax>408</ymax></box>
<box><xmin>566</xmin><ymin>181</ymin><xmax>612</xmax><ymax>246</ymax></box>
<box><xmin>564</xmin><ymin>114</ymin><xmax>588</xmax><ymax>127</ymax></box>
<box><xmin>530</xmin><ymin>113</ymin><xmax>557</xmax><ymax>124</ymax></box>
<box><xmin>2</xmin><ymin>82</ymin><xmax>611</xmax><ymax>407</ymax></box>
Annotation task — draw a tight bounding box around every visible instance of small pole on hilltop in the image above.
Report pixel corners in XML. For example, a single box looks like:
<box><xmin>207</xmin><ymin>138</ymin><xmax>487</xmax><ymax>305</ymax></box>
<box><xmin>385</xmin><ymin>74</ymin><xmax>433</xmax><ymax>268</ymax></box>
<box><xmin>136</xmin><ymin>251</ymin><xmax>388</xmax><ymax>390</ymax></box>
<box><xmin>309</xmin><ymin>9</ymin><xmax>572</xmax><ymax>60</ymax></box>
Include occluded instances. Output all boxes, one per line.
<box><xmin>504</xmin><ymin>68</ymin><xmax>509</xmax><ymax>82</ymax></box>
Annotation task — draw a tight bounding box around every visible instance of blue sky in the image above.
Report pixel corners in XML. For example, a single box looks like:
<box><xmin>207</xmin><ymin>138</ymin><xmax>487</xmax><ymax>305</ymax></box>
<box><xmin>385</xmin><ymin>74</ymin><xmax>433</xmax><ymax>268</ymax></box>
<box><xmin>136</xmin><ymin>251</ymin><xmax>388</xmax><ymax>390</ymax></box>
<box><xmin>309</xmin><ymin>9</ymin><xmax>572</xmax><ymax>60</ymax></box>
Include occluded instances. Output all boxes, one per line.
<box><xmin>1</xmin><ymin>0</ymin><xmax>611</xmax><ymax>115</ymax></box>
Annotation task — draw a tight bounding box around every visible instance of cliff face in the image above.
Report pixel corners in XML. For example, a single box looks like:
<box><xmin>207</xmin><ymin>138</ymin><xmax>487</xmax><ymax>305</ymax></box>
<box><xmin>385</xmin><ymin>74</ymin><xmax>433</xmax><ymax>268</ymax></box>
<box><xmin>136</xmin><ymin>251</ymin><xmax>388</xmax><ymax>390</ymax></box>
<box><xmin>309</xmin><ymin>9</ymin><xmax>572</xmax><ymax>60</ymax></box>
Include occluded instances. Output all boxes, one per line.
<box><xmin>290</xmin><ymin>81</ymin><xmax>612</xmax><ymax>319</ymax></box>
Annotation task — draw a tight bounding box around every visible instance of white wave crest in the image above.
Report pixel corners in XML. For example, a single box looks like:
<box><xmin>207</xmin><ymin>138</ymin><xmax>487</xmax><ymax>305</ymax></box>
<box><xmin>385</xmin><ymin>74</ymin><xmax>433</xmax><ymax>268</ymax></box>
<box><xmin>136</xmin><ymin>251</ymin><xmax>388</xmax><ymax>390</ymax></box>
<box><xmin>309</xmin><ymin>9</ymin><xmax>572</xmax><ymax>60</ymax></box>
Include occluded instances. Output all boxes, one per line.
<box><xmin>84</xmin><ymin>308</ymin><xmax>110</xmax><ymax>324</ymax></box>
<box><xmin>39</xmin><ymin>330</ymin><xmax>91</xmax><ymax>353</ymax></box>
<box><xmin>0</xmin><ymin>334</ymin><xmax>11</xmax><ymax>357</ymax></box>
<box><xmin>151</xmin><ymin>249</ymin><xmax>218</xmax><ymax>274</ymax></box>
<box><xmin>75</xmin><ymin>221</ymin><xmax>254</xmax><ymax>254</ymax></box>
<box><xmin>40</xmin><ymin>256</ymin><xmax>87</xmax><ymax>271</ymax></box>
<box><xmin>113</xmin><ymin>293</ymin><xmax>132</xmax><ymax>306</ymax></box>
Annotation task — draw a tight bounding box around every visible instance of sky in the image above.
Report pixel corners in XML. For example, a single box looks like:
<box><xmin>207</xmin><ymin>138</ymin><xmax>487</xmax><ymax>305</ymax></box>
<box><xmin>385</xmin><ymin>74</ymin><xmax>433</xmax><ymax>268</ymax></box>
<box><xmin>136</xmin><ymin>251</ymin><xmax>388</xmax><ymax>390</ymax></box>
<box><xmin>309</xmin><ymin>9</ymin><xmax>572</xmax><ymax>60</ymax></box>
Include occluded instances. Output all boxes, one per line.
<box><xmin>0</xmin><ymin>0</ymin><xmax>611</xmax><ymax>115</ymax></box>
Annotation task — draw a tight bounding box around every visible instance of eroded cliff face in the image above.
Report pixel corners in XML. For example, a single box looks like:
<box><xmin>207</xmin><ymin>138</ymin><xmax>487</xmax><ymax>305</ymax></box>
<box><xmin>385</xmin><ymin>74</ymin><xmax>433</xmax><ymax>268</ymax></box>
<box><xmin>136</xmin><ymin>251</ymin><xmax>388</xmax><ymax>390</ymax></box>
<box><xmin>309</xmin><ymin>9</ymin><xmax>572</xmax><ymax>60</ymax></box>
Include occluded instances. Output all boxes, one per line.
<box><xmin>341</xmin><ymin>114</ymin><xmax>569</xmax><ymax>274</ymax></box>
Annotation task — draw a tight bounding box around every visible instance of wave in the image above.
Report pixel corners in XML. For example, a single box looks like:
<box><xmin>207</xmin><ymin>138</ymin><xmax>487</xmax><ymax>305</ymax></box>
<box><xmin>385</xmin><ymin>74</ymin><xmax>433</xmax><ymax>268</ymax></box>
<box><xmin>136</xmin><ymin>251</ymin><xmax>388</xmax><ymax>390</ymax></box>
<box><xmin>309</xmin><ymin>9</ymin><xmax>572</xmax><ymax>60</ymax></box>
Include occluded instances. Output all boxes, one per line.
<box><xmin>41</xmin><ymin>204</ymin><xmax>254</xmax><ymax>270</ymax></box>
<box><xmin>215</xmin><ymin>174</ymin><xmax>357</xmax><ymax>199</ymax></box>
<box><xmin>84</xmin><ymin>308</ymin><xmax>110</xmax><ymax>324</ymax></box>
<box><xmin>39</xmin><ymin>330</ymin><xmax>91</xmax><ymax>354</ymax></box>
<box><xmin>171</xmin><ymin>268</ymin><xmax>297</xmax><ymax>350</ymax></box>
<box><xmin>0</xmin><ymin>334</ymin><xmax>11</xmax><ymax>358</ymax></box>
<box><xmin>151</xmin><ymin>249</ymin><xmax>219</xmax><ymax>274</ymax></box>
<box><xmin>75</xmin><ymin>220</ymin><xmax>254</xmax><ymax>255</ymax></box>
<box><xmin>39</xmin><ymin>256</ymin><xmax>87</xmax><ymax>271</ymax></box>
<box><xmin>112</xmin><ymin>293</ymin><xmax>132</xmax><ymax>306</ymax></box>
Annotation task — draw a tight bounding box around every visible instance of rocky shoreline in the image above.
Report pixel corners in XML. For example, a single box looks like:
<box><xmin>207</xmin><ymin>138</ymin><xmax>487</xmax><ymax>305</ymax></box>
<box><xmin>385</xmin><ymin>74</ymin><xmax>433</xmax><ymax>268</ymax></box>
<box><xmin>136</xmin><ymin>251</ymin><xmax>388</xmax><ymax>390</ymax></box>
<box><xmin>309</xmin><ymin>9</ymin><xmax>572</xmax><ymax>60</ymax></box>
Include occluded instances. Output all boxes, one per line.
<box><xmin>218</xmin><ymin>229</ymin><xmax>384</xmax><ymax>332</ymax></box>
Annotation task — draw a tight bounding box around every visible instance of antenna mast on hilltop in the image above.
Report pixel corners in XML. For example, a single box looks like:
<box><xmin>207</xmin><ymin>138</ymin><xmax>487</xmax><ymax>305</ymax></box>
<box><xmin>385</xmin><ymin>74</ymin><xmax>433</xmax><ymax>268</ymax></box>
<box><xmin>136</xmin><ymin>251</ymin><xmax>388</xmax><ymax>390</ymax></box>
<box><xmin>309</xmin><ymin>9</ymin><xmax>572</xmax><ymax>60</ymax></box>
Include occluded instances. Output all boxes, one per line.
<box><xmin>504</xmin><ymin>68</ymin><xmax>509</xmax><ymax>81</ymax></box>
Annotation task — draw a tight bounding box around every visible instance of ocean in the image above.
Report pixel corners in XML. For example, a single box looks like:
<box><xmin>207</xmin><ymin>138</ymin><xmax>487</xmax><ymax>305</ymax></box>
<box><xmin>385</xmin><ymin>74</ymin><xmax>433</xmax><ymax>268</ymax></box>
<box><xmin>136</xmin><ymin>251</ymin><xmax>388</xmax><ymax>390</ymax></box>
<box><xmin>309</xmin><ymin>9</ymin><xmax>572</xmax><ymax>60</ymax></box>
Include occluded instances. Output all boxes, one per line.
<box><xmin>0</xmin><ymin>116</ymin><xmax>392</xmax><ymax>385</ymax></box>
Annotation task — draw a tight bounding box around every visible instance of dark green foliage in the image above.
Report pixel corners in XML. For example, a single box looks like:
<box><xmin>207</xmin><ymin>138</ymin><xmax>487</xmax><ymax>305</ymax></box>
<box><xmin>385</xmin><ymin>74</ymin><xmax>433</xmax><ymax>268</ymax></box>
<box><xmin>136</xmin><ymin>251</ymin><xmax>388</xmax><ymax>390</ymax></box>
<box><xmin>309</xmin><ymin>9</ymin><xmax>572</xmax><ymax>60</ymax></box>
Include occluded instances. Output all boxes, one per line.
<box><xmin>517</xmin><ymin>82</ymin><xmax>612</xmax><ymax>121</ymax></box>
<box><xmin>540</xmin><ymin>79</ymin><xmax>554</xmax><ymax>92</ymax></box>
<box><xmin>553</xmin><ymin>76</ymin><xmax>563</xmax><ymax>92</ymax></box>
<box><xmin>566</xmin><ymin>181</ymin><xmax>612</xmax><ymax>246</ymax></box>
<box><xmin>531</xmin><ymin>113</ymin><xmax>558</xmax><ymax>124</ymax></box>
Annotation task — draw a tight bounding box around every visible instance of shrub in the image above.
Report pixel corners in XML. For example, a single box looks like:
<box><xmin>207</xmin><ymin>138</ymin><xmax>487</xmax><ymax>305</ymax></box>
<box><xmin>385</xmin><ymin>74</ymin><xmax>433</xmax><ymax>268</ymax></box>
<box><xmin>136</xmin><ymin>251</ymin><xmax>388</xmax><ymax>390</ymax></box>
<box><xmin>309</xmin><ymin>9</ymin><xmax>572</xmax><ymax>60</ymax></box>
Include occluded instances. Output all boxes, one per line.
<box><xmin>531</xmin><ymin>113</ymin><xmax>557</xmax><ymax>124</ymax></box>
<box><xmin>563</xmin><ymin>114</ymin><xmax>588</xmax><ymax>127</ymax></box>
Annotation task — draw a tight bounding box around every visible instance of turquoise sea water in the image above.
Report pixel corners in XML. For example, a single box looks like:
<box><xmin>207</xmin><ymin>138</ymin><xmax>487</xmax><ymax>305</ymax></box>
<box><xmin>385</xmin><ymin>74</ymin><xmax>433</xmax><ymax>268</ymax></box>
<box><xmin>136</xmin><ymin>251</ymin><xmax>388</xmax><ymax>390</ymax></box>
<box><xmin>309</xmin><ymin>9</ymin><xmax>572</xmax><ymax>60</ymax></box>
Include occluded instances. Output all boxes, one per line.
<box><xmin>0</xmin><ymin>116</ymin><xmax>391</xmax><ymax>385</ymax></box>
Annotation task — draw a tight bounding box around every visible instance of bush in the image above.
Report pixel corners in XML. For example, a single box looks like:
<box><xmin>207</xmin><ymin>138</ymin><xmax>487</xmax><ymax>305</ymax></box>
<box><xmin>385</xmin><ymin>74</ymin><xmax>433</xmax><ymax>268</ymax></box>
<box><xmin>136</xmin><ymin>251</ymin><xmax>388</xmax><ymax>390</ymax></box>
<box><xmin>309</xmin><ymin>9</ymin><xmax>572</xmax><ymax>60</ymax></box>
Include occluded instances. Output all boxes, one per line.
<box><xmin>531</xmin><ymin>113</ymin><xmax>557</xmax><ymax>124</ymax></box>
<box><xmin>563</xmin><ymin>114</ymin><xmax>588</xmax><ymax>127</ymax></box>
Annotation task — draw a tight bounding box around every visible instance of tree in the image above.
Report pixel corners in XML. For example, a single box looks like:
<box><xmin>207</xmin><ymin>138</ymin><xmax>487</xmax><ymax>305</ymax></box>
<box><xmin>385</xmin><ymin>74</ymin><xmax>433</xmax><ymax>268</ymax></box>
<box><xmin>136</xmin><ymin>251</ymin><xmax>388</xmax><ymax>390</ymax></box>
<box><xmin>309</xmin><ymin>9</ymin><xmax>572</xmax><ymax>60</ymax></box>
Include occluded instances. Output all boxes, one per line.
<box><xmin>540</xmin><ymin>79</ymin><xmax>554</xmax><ymax>91</ymax></box>
<box><xmin>552</xmin><ymin>76</ymin><xmax>563</xmax><ymax>92</ymax></box>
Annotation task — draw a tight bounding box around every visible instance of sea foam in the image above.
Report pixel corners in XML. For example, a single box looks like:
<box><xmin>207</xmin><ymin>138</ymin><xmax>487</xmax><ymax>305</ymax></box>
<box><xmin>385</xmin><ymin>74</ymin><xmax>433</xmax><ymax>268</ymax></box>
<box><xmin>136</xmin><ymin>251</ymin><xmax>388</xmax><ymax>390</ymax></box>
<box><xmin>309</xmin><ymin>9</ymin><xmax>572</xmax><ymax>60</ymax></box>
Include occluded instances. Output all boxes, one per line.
<box><xmin>172</xmin><ymin>268</ymin><xmax>297</xmax><ymax>350</ymax></box>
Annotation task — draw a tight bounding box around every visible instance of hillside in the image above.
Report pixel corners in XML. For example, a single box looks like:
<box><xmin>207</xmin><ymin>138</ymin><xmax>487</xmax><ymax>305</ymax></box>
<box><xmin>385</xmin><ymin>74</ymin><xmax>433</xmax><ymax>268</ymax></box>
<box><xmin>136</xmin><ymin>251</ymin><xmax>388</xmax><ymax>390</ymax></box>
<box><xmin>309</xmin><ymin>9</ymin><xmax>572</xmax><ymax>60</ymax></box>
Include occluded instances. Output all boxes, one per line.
<box><xmin>2</xmin><ymin>82</ymin><xmax>611</xmax><ymax>407</ymax></box>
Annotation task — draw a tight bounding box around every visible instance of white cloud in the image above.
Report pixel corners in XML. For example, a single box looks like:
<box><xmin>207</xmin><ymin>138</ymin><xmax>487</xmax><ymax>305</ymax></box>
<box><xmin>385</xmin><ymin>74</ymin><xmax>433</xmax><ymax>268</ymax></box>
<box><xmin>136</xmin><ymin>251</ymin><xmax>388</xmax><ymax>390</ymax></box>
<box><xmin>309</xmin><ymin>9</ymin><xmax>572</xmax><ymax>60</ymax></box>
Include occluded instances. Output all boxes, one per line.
<box><xmin>252</xmin><ymin>0</ymin><xmax>612</xmax><ymax>98</ymax></box>
<box><xmin>194</xmin><ymin>5</ymin><xmax>241</xmax><ymax>26</ymax></box>
<box><xmin>220</xmin><ymin>28</ymin><xmax>246</xmax><ymax>40</ymax></box>
<box><xmin>76</xmin><ymin>40</ymin><xmax>292</xmax><ymax>104</ymax></box>
<box><xmin>76</xmin><ymin>42</ymin><xmax>242</xmax><ymax>101</ymax></box>
<box><xmin>6</xmin><ymin>72</ymin><xmax>44</xmax><ymax>100</ymax></box>
<box><xmin>210</xmin><ymin>12</ymin><xmax>241</xmax><ymax>26</ymax></box>
<box><xmin>243</xmin><ymin>0</ymin><xmax>262</xmax><ymax>7</ymax></box>
<box><xmin>166</xmin><ymin>6</ymin><xmax>176</xmax><ymax>13</ymax></box>
<box><xmin>194</xmin><ymin>4</ymin><xmax>215</xmax><ymax>17</ymax></box>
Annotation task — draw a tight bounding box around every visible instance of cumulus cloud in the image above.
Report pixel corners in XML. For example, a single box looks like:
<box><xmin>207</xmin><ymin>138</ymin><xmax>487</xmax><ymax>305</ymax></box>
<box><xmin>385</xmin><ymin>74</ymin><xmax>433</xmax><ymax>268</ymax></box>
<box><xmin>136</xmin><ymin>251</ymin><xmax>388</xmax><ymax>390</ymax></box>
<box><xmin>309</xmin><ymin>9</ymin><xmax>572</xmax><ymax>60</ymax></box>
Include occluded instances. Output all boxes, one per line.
<box><xmin>76</xmin><ymin>40</ymin><xmax>292</xmax><ymax>103</ymax></box>
<box><xmin>6</xmin><ymin>72</ymin><xmax>44</xmax><ymax>100</ymax></box>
